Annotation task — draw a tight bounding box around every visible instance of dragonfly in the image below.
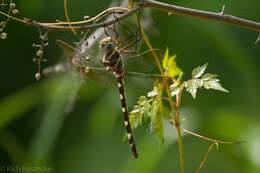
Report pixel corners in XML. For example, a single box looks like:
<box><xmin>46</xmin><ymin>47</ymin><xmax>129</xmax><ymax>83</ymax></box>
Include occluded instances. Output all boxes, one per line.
<box><xmin>49</xmin><ymin>22</ymin><xmax>164</xmax><ymax>159</ymax></box>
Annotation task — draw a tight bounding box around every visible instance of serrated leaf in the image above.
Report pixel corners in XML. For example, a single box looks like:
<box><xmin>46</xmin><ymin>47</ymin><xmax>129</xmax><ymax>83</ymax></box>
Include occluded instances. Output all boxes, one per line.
<box><xmin>203</xmin><ymin>78</ymin><xmax>229</xmax><ymax>93</ymax></box>
<box><xmin>129</xmin><ymin>111</ymin><xmax>141</xmax><ymax>129</ymax></box>
<box><xmin>177</xmin><ymin>71</ymin><xmax>183</xmax><ymax>82</ymax></box>
<box><xmin>198</xmin><ymin>79</ymin><xmax>203</xmax><ymax>87</ymax></box>
<box><xmin>131</xmin><ymin>105</ymin><xmax>142</xmax><ymax>114</ymax></box>
<box><xmin>203</xmin><ymin>81</ymin><xmax>210</xmax><ymax>89</ymax></box>
<box><xmin>170</xmin><ymin>81</ymin><xmax>179</xmax><ymax>89</ymax></box>
<box><xmin>149</xmin><ymin>100</ymin><xmax>164</xmax><ymax>144</ymax></box>
<box><xmin>137</xmin><ymin>96</ymin><xmax>147</xmax><ymax>105</ymax></box>
<box><xmin>162</xmin><ymin>48</ymin><xmax>182</xmax><ymax>78</ymax></box>
<box><xmin>168</xmin><ymin>55</ymin><xmax>182</xmax><ymax>78</ymax></box>
<box><xmin>143</xmin><ymin>102</ymin><xmax>152</xmax><ymax>118</ymax></box>
<box><xmin>201</xmin><ymin>73</ymin><xmax>218</xmax><ymax>80</ymax></box>
<box><xmin>185</xmin><ymin>79</ymin><xmax>199</xmax><ymax>99</ymax></box>
<box><xmin>147</xmin><ymin>86</ymin><xmax>159</xmax><ymax>98</ymax></box>
<box><xmin>170</xmin><ymin>82</ymin><xmax>185</xmax><ymax>97</ymax></box>
<box><xmin>208</xmin><ymin>78</ymin><xmax>220</xmax><ymax>83</ymax></box>
<box><xmin>192</xmin><ymin>63</ymin><xmax>208</xmax><ymax>79</ymax></box>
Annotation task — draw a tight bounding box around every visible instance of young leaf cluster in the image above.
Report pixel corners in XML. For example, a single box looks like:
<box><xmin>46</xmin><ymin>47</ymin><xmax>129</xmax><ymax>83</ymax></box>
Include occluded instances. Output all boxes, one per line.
<box><xmin>130</xmin><ymin>82</ymin><xmax>169</xmax><ymax>144</ymax></box>
<box><xmin>129</xmin><ymin>49</ymin><xmax>229</xmax><ymax>145</ymax></box>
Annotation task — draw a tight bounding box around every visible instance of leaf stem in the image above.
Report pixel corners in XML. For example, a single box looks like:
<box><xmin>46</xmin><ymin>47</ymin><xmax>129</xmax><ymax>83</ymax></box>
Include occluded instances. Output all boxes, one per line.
<box><xmin>180</xmin><ymin>127</ymin><xmax>245</xmax><ymax>144</ymax></box>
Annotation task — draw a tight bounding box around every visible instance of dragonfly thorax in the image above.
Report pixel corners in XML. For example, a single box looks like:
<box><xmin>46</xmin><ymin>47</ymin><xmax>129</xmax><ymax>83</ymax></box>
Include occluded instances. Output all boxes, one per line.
<box><xmin>100</xmin><ymin>37</ymin><xmax>123</xmax><ymax>74</ymax></box>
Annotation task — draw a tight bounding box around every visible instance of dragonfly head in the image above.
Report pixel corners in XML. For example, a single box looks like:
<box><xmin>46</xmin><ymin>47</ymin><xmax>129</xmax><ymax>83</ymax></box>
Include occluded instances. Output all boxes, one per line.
<box><xmin>99</xmin><ymin>37</ymin><xmax>116</xmax><ymax>56</ymax></box>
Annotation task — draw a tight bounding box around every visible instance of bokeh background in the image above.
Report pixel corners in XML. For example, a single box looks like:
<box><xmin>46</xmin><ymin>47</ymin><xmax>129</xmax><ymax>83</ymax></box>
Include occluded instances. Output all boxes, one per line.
<box><xmin>0</xmin><ymin>0</ymin><xmax>259</xmax><ymax>173</ymax></box>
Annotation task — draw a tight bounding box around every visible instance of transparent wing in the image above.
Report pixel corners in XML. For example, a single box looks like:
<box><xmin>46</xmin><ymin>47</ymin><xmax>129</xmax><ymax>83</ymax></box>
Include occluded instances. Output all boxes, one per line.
<box><xmin>121</xmin><ymin>49</ymin><xmax>164</xmax><ymax>91</ymax></box>
<box><xmin>56</xmin><ymin>39</ymin><xmax>115</xmax><ymax>86</ymax></box>
<box><xmin>123</xmin><ymin>49</ymin><xmax>164</xmax><ymax>74</ymax></box>
<box><xmin>124</xmin><ymin>71</ymin><xmax>165</xmax><ymax>92</ymax></box>
<box><xmin>81</xmin><ymin>67</ymin><xmax>116</xmax><ymax>86</ymax></box>
<box><xmin>56</xmin><ymin>40</ymin><xmax>164</xmax><ymax>88</ymax></box>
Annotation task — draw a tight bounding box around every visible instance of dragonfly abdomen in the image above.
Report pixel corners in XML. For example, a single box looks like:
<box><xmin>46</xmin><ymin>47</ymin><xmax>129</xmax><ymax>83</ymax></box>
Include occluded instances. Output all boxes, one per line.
<box><xmin>100</xmin><ymin>36</ymin><xmax>138</xmax><ymax>158</ymax></box>
<box><xmin>115</xmin><ymin>73</ymin><xmax>138</xmax><ymax>158</ymax></box>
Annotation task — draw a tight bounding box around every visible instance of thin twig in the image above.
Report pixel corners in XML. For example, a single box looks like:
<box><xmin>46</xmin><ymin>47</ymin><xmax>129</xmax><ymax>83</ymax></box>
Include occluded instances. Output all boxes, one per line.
<box><xmin>195</xmin><ymin>143</ymin><xmax>218</xmax><ymax>173</ymax></box>
<box><xmin>143</xmin><ymin>0</ymin><xmax>260</xmax><ymax>32</ymax></box>
<box><xmin>46</xmin><ymin>7</ymin><xmax>129</xmax><ymax>25</ymax></box>
<box><xmin>174</xmin><ymin>93</ymin><xmax>184</xmax><ymax>173</ymax></box>
<box><xmin>180</xmin><ymin>127</ymin><xmax>245</xmax><ymax>144</ymax></box>
<box><xmin>23</xmin><ymin>6</ymin><xmax>141</xmax><ymax>31</ymax></box>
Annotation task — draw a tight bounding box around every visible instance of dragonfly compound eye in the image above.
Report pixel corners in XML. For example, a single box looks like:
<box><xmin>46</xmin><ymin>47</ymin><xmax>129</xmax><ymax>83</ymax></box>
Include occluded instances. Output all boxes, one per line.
<box><xmin>101</xmin><ymin>41</ymin><xmax>115</xmax><ymax>56</ymax></box>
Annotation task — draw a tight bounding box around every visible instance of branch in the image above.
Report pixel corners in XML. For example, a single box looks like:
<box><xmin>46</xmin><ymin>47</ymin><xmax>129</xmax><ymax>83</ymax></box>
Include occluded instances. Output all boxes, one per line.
<box><xmin>143</xmin><ymin>0</ymin><xmax>260</xmax><ymax>32</ymax></box>
<box><xmin>8</xmin><ymin>0</ymin><xmax>260</xmax><ymax>33</ymax></box>
<box><xmin>180</xmin><ymin>127</ymin><xmax>245</xmax><ymax>144</ymax></box>
<box><xmin>23</xmin><ymin>5</ymin><xmax>141</xmax><ymax>31</ymax></box>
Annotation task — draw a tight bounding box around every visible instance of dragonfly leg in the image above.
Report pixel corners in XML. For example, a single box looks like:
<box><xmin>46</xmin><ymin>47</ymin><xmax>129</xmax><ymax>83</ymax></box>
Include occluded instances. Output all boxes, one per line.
<box><xmin>113</xmin><ymin>13</ymin><xmax>119</xmax><ymax>41</ymax></box>
<box><xmin>117</xmin><ymin>20</ymin><xmax>140</xmax><ymax>50</ymax></box>
<box><xmin>103</xmin><ymin>26</ymin><xmax>110</xmax><ymax>37</ymax></box>
<box><xmin>119</xmin><ymin>14</ymin><xmax>142</xmax><ymax>53</ymax></box>
<box><xmin>119</xmin><ymin>35</ymin><xmax>141</xmax><ymax>54</ymax></box>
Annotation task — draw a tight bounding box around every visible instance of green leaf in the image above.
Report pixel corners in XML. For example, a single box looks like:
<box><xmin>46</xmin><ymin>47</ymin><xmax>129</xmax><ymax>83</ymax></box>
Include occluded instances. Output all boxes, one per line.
<box><xmin>201</xmin><ymin>73</ymin><xmax>218</xmax><ymax>80</ymax></box>
<box><xmin>162</xmin><ymin>48</ymin><xmax>182</xmax><ymax>78</ymax></box>
<box><xmin>130</xmin><ymin>96</ymin><xmax>151</xmax><ymax>130</ymax></box>
<box><xmin>167</xmin><ymin>55</ymin><xmax>182</xmax><ymax>78</ymax></box>
<box><xmin>170</xmin><ymin>82</ymin><xmax>185</xmax><ymax>97</ymax></box>
<box><xmin>130</xmin><ymin>79</ymin><xmax>170</xmax><ymax>145</ymax></box>
<box><xmin>185</xmin><ymin>79</ymin><xmax>199</xmax><ymax>99</ymax></box>
<box><xmin>149</xmin><ymin>100</ymin><xmax>164</xmax><ymax>144</ymax></box>
<box><xmin>130</xmin><ymin>106</ymin><xmax>143</xmax><ymax>129</ymax></box>
<box><xmin>192</xmin><ymin>63</ymin><xmax>208</xmax><ymax>78</ymax></box>
<box><xmin>143</xmin><ymin>101</ymin><xmax>152</xmax><ymax>119</ymax></box>
<box><xmin>162</xmin><ymin>48</ymin><xmax>169</xmax><ymax>69</ymax></box>
<box><xmin>137</xmin><ymin>96</ymin><xmax>147</xmax><ymax>105</ymax></box>
<box><xmin>203</xmin><ymin>78</ymin><xmax>229</xmax><ymax>93</ymax></box>
<box><xmin>177</xmin><ymin>71</ymin><xmax>183</xmax><ymax>82</ymax></box>
<box><xmin>147</xmin><ymin>86</ymin><xmax>159</xmax><ymax>98</ymax></box>
<box><xmin>198</xmin><ymin>79</ymin><xmax>204</xmax><ymax>87</ymax></box>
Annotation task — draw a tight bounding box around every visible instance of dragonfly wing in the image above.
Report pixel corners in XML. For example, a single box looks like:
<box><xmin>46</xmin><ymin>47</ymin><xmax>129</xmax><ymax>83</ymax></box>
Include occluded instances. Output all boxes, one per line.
<box><xmin>124</xmin><ymin>49</ymin><xmax>163</xmax><ymax>60</ymax></box>
<box><xmin>56</xmin><ymin>39</ymin><xmax>115</xmax><ymax>86</ymax></box>
<box><xmin>123</xmin><ymin>49</ymin><xmax>164</xmax><ymax>74</ymax></box>
<box><xmin>126</xmin><ymin>71</ymin><xmax>164</xmax><ymax>80</ymax></box>
<box><xmin>56</xmin><ymin>39</ymin><xmax>76</xmax><ymax>65</ymax></box>
<box><xmin>82</xmin><ymin>68</ymin><xmax>115</xmax><ymax>86</ymax></box>
<box><xmin>124</xmin><ymin>71</ymin><xmax>164</xmax><ymax>92</ymax></box>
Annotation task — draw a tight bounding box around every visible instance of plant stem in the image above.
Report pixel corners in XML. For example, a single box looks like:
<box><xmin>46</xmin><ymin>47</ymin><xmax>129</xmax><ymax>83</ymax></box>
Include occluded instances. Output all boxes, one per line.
<box><xmin>131</xmin><ymin>1</ymin><xmax>184</xmax><ymax>170</ymax></box>
<box><xmin>166</xmin><ymin>85</ymin><xmax>184</xmax><ymax>173</ymax></box>
<box><xmin>176</xmin><ymin>128</ymin><xmax>184</xmax><ymax>173</ymax></box>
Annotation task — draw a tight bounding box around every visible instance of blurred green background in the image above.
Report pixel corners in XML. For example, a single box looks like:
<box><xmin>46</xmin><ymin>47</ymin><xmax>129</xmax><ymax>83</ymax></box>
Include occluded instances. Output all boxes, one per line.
<box><xmin>0</xmin><ymin>0</ymin><xmax>259</xmax><ymax>173</ymax></box>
